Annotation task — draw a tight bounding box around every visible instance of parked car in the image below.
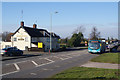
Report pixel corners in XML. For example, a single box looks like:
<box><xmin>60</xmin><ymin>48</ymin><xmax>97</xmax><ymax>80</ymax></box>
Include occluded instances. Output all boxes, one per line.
<box><xmin>1</xmin><ymin>47</ymin><xmax>23</xmax><ymax>56</ymax></box>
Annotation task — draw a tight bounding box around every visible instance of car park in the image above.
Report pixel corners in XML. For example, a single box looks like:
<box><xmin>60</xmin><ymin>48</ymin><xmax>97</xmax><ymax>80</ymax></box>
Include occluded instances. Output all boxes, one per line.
<box><xmin>1</xmin><ymin>47</ymin><xmax>23</xmax><ymax>56</ymax></box>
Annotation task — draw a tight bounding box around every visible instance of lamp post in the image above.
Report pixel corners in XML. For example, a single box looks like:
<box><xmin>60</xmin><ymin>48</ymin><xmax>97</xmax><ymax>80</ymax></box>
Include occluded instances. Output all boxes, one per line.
<box><xmin>50</xmin><ymin>12</ymin><xmax>58</xmax><ymax>53</ymax></box>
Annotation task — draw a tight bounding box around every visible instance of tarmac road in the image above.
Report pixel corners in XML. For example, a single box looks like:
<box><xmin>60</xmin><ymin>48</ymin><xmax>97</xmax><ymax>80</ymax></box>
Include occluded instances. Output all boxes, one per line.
<box><xmin>1</xmin><ymin>49</ymin><xmax>98</xmax><ymax>80</ymax></box>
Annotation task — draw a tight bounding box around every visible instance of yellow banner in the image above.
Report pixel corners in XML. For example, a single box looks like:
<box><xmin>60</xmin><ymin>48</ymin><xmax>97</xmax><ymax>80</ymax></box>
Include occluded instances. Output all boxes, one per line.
<box><xmin>38</xmin><ymin>42</ymin><xmax>43</xmax><ymax>48</ymax></box>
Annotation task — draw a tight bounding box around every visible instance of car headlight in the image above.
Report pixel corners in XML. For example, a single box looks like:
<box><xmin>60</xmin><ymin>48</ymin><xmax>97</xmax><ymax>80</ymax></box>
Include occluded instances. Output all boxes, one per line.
<box><xmin>1</xmin><ymin>53</ymin><xmax>4</xmax><ymax>54</ymax></box>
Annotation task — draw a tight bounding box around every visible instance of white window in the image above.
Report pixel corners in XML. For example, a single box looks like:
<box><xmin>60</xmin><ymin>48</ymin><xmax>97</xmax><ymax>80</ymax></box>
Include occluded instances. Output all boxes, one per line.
<box><xmin>14</xmin><ymin>37</ymin><xmax>17</xmax><ymax>41</ymax></box>
<box><xmin>25</xmin><ymin>37</ymin><xmax>28</xmax><ymax>42</ymax></box>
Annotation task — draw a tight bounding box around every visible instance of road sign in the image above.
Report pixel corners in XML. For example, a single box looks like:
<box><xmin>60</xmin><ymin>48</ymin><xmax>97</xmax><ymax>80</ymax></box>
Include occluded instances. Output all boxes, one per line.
<box><xmin>38</xmin><ymin>42</ymin><xmax>43</xmax><ymax>48</ymax></box>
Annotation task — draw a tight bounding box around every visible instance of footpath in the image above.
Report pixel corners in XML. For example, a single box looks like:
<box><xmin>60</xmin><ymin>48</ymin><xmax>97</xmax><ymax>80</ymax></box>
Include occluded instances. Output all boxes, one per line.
<box><xmin>80</xmin><ymin>61</ymin><xmax>120</xmax><ymax>69</ymax></box>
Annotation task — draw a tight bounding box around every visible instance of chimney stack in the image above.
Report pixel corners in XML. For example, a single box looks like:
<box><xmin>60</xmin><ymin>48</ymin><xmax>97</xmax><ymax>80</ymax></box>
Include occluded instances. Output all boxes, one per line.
<box><xmin>33</xmin><ymin>24</ymin><xmax>37</xmax><ymax>29</ymax></box>
<box><xmin>21</xmin><ymin>21</ymin><xmax>24</xmax><ymax>27</ymax></box>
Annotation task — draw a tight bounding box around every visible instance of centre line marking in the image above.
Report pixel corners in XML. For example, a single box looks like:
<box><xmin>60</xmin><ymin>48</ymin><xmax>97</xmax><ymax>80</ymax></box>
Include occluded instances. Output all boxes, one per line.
<box><xmin>14</xmin><ymin>63</ymin><xmax>20</xmax><ymax>71</ymax></box>
<box><xmin>44</xmin><ymin>58</ymin><xmax>54</xmax><ymax>62</ymax></box>
<box><xmin>31</xmin><ymin>61</ymin><xmax>38</xmax><ymax>66</ymax></box>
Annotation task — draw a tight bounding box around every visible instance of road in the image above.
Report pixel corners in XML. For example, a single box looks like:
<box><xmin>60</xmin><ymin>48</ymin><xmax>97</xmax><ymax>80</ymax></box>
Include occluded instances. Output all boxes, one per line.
<box><xmin>1</xmin><ymin>49</ymin><xmax>98</xmax><ymax>80</ymax></box>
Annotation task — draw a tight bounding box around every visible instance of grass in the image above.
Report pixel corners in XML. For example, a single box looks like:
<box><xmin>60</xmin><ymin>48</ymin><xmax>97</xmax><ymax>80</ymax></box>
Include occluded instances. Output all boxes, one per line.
<box><xmin>52</xmin><ymin>67</ymin><xmax>119</xmax><ymax>79</ymax></box>
<box><xmin>91</xmin><ymin>53</ymin><xmax>119</xmax><ymax>64</ymax></box>
<box><xmin>79</xmin><ymin>46</ymin><xmax>88</xmax><ymax>49</ymax></box>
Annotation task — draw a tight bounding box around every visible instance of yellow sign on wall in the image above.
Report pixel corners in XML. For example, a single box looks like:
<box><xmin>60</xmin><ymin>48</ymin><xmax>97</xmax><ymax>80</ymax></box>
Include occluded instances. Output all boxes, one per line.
<box><xmin>38</xmin><ymin>42</ymin><xmax>43</xmax><ymax>48</ymax></box>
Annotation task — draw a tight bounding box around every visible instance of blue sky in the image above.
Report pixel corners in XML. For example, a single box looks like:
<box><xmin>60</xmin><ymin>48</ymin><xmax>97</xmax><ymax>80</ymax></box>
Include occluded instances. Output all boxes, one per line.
<box><xmin>2</xmin><ymin>2</ymin><xmax>118</xmax><ymax>39</ymax></box>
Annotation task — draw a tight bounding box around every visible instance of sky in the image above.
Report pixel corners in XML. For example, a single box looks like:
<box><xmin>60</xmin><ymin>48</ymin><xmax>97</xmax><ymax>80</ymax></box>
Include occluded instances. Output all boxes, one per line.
<box><xmin>2</xmin><ymin>2</ymin><xmax>118</xmax><ymax>39</ymax></box>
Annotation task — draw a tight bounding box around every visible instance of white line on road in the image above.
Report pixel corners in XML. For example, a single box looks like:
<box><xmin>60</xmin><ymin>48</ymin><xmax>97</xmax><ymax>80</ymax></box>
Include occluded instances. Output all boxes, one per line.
<box><xmin>44</xmin><ymin>58</ymin><xmax>54</xmax><ymax>62</ymax></box>
<box><xmin>64</xmin><ymin>55</ymin><xmax>72</xmax><ymax>58</ymax></box>
<box><xmin>0</xmin><ymin>71</ymin><xmax>18</xmax><ymax>76</ymax></box>
<box><xmin>5</xmin><ymin>60</ymin><xmax>30</xmax><ymax>66</ymax></box>
<box><xmin>31</xmin><ymin>61</ymin><xmax>38</xmax><ymax>66</ymax></box>
<box><xmin>14</xmin><ymin>63</ymin><xmax>20</xmax><ymax>71</ymax></box>
<box><xmin>53</xmin><ymin>56</ymin><xmax>64</xmax><ymax>60</ymax></box>
<box><xmin>36</xmin><ymin>61</ymin><xmax>54</xmax><ymax>67</ymax></box>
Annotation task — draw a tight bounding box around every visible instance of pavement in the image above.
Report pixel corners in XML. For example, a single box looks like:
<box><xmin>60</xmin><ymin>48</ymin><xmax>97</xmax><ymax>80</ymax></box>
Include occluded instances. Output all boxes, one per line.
<box><xmin>80</xmin><ymin>61</ymin><xmax>120</xmax><ymax>69</ymax></box>
<box><xmin>1</xmin><ymin>49</ymin><xmax>98</xmax><ymax>79</ymax></box>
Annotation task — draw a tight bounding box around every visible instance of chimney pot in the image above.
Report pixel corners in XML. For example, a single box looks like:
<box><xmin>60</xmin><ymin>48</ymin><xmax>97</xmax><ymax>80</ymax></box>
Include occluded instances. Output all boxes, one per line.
<box><xmin>21</xmin><ymin>21</ymin><xmax>24</xmax><ymax>27</ymax></box>
<box><xmin>33</xmin><ymin>24</ymin><xmax>37</xmax><ymax>29</ymax></box>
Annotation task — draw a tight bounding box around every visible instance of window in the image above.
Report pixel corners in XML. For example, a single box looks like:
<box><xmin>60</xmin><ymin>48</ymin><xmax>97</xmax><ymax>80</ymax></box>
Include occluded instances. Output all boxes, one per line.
<box><xmin>14</xmin><ymin>37</ymin><xmax>17</xmax><ymax>41</ymax></box>
<box><xmin>25</xmin><ymin>37</ymin><xmax>28</xmax><ymax>42</ymax></box>
<box><xmin>47</xmin><ymin>38</ymin><xmax>50</xmax><ymax>42</ymax></box>
<box><xmin>13</xmin><ymin>47</ymin><xmax>18</xmax><ymax>50</ymax></box>
<box><xmin>31</xmin><ymin>37</ymin><xmax>38</xmax><ymax>42</ymax></box>
<box><xmin>5</xmin><ymin>45</ymin><xmax>11</xmax><ymax>48</ymax></box>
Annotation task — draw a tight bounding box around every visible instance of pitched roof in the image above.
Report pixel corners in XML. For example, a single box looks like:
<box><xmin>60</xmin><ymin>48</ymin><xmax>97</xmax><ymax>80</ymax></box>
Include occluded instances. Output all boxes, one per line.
<box><xmin>12</xmin><ymin>26</ymin><xmax>60</xmax><ymax>38</ymax></box>
<box><xmin>23</xmin><ymin>26</ymin><xmax>49</xmax><ymax>37</ymax></box>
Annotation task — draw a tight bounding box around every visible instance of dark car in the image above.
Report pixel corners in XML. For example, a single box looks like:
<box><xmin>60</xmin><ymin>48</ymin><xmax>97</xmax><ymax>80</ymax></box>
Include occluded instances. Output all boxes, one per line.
<box><xmin>1</xmin><ymin>47</ymin><xmax>23</xmax><ymax>56</ymax></box>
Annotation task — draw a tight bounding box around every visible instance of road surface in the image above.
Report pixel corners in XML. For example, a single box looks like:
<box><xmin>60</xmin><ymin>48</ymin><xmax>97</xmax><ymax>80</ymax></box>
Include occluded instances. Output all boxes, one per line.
<box><xmin>1</xmin><ymin>49</ymin><xmax>98</xmax><ymax>80</ymax></box>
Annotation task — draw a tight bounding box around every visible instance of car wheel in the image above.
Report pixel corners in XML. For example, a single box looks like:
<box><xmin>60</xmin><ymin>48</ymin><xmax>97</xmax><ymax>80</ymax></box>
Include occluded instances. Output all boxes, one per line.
<box><xmin>20</xmin><ymin>52</ymin><xmax>23</xmax><ymax>56</ymax></box>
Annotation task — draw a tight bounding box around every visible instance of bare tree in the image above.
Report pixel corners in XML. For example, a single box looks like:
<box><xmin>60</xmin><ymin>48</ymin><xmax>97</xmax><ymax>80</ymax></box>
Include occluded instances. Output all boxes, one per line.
<box><xmin>72</xmin><ymin>25</ymin><xmax>86</xmax><ymax>34</ymax></box>
<box><xmin>90</xmin><ymin>27</ymin><xmax>100</xmax><ymax>40</ymax></box>
<box><xmin>1</xmin><ymin>31</ymin><xmax>11</xmax><ymax>41</ymax></box>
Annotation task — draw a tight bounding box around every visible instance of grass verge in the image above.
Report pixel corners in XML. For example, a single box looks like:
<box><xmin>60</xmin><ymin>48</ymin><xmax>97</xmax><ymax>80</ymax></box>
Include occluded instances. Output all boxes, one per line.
<box><xmin>91</xmin><ymin>53</ymin><xmax>119</xmax><ymax>64</ymax></box>
<box><xmin>51</xmin><ymin>67</ymin><xmax>119</xmax><ymax>79</ymax></box>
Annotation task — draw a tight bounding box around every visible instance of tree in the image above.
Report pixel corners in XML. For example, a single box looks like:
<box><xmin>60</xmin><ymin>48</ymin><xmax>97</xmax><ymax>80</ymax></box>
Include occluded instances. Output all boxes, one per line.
<box><xmin>1</xmin><ymin>31</ymin><xmax>11</xmax><ymax>41</ymax></box>
<box><xmin>90</xmin><ymin>27</ymin><xmax>100</xmax><ymax>40</ymax></box>
<box><xmin>60</xmin><ymin>38</ymin><xmax>68</xmax><ymax>44</ymax></box>
<box><xmin>68</xmin><ymin>32</ymin><xmax>84</xmax><ymax>47</ymax></box>
<box><xmin>72</xmin><ymin>25</ymin><xmax>86</xmax><ymax>34</ymax></box>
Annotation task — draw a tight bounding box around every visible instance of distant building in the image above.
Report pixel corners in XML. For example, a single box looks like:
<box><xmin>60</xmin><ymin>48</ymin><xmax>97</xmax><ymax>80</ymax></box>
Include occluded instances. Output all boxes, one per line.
<box><xmin>1</xmin><ymin>21</ymin><xmax>60</xmax><ymax>51</ymax></box>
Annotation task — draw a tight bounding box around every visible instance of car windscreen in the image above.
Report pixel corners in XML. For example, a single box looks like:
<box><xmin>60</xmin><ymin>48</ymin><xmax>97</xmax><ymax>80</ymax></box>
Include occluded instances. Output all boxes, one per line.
<box><xmin>89</xmin><ymin>43</ymin><xmax>100</xmax><ymax>49</ymax></box>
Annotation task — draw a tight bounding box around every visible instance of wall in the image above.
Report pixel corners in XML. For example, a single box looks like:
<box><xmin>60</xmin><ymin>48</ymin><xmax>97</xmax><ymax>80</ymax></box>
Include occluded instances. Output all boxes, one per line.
<box><xmin>1</xmin><ymin>42</ymin><xmax>12</xmax><ymax>49</ymax></box>
<box><xmin>12</xmin><ymin>27</ymin><xmax>31</xmax><ymax>50</ymax></box>
<box><xmin>39</xmin><ymin>37</ymin><xmax>60</xmax><ymax>51</ymax></box>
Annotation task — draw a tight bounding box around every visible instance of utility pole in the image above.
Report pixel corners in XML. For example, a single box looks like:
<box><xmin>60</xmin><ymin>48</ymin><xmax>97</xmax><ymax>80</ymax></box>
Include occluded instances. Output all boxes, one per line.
<box><xmin>49</xmin><ymin>12</ymin><xmax>58</xmax><ymax>53</ymax></box>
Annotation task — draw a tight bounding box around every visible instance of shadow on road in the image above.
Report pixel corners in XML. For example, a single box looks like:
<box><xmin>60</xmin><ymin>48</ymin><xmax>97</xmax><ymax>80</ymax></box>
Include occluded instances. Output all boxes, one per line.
<box><xmin>2</xmin><ymin>54</ymin><xmax>43</xmax><ymax>61</ymax></box>
<box><xmin>56</xmin><ymin>47</ymin><xmax>88</xmax><ymax>53</ymax></box>
<box><xmin>2</xmin><ymin>47</ymin><xmax>87</xmax><ymax>61</ymax></box>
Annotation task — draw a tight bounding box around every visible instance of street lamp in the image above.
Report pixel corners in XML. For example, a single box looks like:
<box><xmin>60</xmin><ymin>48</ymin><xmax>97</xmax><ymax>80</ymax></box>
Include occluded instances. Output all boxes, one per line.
<box><xmin>50</xmin><ymin>12</ymin><xmax>58</xmax><ymax>52</ymax></box>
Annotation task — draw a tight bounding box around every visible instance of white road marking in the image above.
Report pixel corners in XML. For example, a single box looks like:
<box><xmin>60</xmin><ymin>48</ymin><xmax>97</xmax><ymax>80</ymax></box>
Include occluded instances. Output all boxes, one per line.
<box><xmin>5</xmin><ymin>64</ymin><xmax>11</xmax><ymax>66</ymax></box>
<box><xmin>13</xmin><ymin>63</ymin><xmax>20</xmax><ymax>71</ymax></box>
<box><xmin>5</xmin><ymin>60</ymin><xmax>30</xmax><ymax>66</ymax></box>
<box><xmin>0</xmin><ymin>71</ymin><xmax>18</xmax><ymax>76</ymax></box>
<box><xmin>44</xmin><ymin>58</ymin><xmax>54</xmax><ymax>62</ymax></box>
<box><xmin>53</xmin><ymin>56</ymin><xmax>64</xmax><ymax>60</ymax></box>
<box><xmin>36</xmin><ymin>61</ymin><xmax>54</xmax><ymax>67</ymax></box>
<box><xmin>64</xmin><ymin>55</ymin><xmax>72</xmax><ymax>58</ymax></box>
<box><xmin>54</xmin><ymin>65</ymin><xmax>60</xmax><ymax>68</ymax></box>
<box><xmin>42</xmin><ymin>68</ymin><xmax>53</xmax><ymax>71</ymax></box>
<box><xmin>42</xmin><ymin>68</ymin><xmax>49</xmax><ymax>70</ymax></box>
<box><xmin>31</xmin><ymin>61</ymin><xmax>38</xmax><ymax>66</ymax></box>
<box><xmin>30</xmin><ymin>73</ymin><xmax>37</xmax><ymax>75</ymax></box>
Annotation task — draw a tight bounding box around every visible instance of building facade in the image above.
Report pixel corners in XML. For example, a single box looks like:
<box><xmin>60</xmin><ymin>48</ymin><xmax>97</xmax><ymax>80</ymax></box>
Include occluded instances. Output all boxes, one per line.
<box><xmin>1</xmin><ymin>21</ymin><xmax>60</xmax><ymax>51</ymax></box>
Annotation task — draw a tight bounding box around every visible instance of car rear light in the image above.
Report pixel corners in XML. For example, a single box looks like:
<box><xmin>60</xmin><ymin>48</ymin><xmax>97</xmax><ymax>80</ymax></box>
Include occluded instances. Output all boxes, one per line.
<box><xmin>5</xmin><ymin>50</ymin><xmax>7</xmax><ymax>52</ymax></box>
<box><xmin>96</xmin><ymin>47</ymin><xmax>99</xmax><ymax>49</ymax></box>
<box><xmin>1</xmin><ymin>50</ymin><xmax>7</xmax><ymax>53</ymax></box>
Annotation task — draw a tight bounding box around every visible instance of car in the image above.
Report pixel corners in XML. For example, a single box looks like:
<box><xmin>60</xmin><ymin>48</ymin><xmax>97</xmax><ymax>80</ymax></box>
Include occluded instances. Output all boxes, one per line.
<box><xmin>1</xmin><ymin>47</ymin><xmax>23</xmax><ymax>56</ymax></box>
